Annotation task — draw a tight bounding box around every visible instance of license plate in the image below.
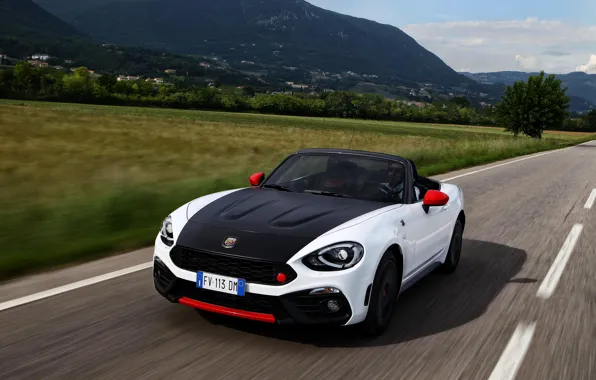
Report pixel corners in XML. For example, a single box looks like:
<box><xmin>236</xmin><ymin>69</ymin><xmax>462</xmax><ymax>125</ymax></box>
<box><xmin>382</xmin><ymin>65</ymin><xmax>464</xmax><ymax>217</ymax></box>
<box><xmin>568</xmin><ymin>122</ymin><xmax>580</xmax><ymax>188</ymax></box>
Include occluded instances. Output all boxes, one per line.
<box><xmin>196</xmin><ymin>271</ymin><xmax>246</xmax><ymax>296</ymax></box>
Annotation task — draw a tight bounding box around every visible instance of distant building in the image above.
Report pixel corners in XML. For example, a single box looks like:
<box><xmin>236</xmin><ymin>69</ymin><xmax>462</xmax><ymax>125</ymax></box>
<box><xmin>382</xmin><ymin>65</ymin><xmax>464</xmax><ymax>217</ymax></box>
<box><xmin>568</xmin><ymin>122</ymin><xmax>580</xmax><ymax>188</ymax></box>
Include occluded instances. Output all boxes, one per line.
<box><xmin>146</xmin><ymin>78</ymin><xmax>164</xmax><ymax>84</ymax></box>
<box><xmin>27</xmin><ymin>60</ymin><xmax>49</xmax><ymax>68</ymax></box>
<box><xmin>64</xmin><ymin>59</ymin><xmax>74</xmax><ymax>64</ymax></box>
<box><xmin>199</xmin><ymin>62</ymin><xmax>211</xmax><ymax>68</ymax></box>
<box><xmin>286</xmin><ymin>81</ymin><xmax>309</xmax><ymax>89</ymax></box>
<box><xmin>164</xmin><ymin>69</ymin><xmax>177</xmax><ymax>74</ymax></box>
<box><xmin>117</xmin><ymin>75</ymin><xmax>141</xmax><ymax>81</ymax></box>
<box><xmin>31</xmin><ymin>54</ymin><xmax>51</xmax><ymax>61</ymax></box>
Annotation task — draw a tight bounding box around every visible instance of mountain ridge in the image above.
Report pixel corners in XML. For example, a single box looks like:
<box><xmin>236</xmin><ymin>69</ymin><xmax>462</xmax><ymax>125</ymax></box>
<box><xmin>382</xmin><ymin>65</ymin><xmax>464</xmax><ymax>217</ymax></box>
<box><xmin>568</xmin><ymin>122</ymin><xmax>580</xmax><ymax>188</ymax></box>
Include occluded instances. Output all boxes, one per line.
<box><xmin>0</xmin><ymin>0</ymin><xmax>83</xmax><ymax>42</ymax></box>
<box><xmin>33</xmin><ymin>0</ymin><xmax>475</xmax><ymax>87</ymax></box>
<box><xmin>462</xmin><ymin>70</ymin><xmax>596</xmax><ymax>105</ymax></box>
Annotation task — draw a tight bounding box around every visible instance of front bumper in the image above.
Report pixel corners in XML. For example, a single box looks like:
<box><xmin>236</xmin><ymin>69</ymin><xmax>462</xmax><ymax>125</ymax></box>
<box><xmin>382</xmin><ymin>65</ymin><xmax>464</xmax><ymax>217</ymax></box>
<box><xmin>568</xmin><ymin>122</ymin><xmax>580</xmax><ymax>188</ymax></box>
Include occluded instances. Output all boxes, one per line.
<box><xmin>153</xmin><ymin>257</ymin><xmax>353</xmax><ymax>325</ymax></box>
<box><xmin>152</xmin><ymin>237</ymin><xmax>373</xmax><ymax>326</ymax></box>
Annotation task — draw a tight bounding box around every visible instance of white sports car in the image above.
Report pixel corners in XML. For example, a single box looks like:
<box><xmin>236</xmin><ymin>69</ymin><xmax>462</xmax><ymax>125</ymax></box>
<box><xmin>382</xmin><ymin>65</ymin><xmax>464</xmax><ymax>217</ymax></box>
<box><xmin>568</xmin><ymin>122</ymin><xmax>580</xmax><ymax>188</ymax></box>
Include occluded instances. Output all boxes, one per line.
<box><xmin>153</xmin><ymin>148</ymin><xmax>465</xmax><ymax>336</ymax></box>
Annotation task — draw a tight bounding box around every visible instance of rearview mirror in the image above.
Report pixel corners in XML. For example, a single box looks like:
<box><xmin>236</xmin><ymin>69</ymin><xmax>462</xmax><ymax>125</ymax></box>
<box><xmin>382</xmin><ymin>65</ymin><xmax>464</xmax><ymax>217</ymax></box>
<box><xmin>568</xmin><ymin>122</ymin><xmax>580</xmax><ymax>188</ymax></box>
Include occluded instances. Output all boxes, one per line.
<box><xmin>249</xmin><ymin>172</ymin><xmax>265</xmax><ymax>187</ymax></box>
<box><xmin>422</xmin><ymin>190</ymin><xmax>449</xmax><ymax>212</ymax></box>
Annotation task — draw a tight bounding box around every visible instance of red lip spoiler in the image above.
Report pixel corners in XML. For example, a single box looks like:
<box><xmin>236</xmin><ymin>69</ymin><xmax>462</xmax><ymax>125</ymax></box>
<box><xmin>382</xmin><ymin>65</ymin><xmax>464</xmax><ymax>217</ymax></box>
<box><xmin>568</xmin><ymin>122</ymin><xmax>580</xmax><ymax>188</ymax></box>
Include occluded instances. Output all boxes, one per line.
<box><xmin>178</xmin><ymin>297</ymin><xmax>277</xmax><ymax>323</ymax></box>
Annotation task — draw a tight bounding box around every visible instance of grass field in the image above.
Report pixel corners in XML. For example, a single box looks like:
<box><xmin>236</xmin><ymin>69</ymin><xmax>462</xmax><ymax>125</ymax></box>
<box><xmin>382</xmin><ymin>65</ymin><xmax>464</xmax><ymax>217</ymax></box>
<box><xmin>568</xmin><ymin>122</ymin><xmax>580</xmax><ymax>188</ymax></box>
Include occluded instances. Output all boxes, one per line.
<box><xmin>1</xmin><ymin>99</ymin><xmax>594</xmax><ymax>280</ymax></box>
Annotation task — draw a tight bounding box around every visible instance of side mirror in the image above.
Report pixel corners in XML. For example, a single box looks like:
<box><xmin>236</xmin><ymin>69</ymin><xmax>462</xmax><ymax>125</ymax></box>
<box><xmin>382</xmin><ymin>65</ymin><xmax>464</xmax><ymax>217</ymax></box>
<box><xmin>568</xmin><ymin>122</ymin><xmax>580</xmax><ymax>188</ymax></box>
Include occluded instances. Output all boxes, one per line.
<box><xmin>422</xmin><ymin>190</ymin><xmax>449</xmax><ymax>212</ymax></box>
<box><xmin>249</xmin><ymin>172</ymin><xmax>265</xmax><ymax>187</ymax></box>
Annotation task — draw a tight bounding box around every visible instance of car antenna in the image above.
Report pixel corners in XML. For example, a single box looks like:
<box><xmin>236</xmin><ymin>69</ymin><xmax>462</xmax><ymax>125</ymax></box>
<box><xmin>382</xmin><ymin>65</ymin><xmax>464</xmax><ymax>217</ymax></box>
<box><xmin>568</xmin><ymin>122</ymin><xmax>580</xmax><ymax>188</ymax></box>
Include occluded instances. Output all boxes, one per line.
<box><xmin>348</xmin><ymin>126</ymin><xmax>356</xmax><ymax>149</ymax></box>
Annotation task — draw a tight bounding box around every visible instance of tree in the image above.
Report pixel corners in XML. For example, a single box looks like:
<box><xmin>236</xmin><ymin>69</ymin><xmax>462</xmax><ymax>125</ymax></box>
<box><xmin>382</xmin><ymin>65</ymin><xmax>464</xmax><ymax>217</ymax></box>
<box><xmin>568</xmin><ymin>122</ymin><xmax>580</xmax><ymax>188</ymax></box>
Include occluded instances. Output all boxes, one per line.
<box><xmin>97</xmin><ymin>73</ymin><xmax>117</xmax><ymax>89</ymax></box>
<box><xmin>495</xmin><ymin>71</ymin><xmax>570</xmax><ymax>139</ymax></box>
<box><xmin>451</xmin><ymin>96</ymin><xmax>470</xmax><ymax>108</ymax></box>
<box><xmin>583</xmin><ymin>110</ymin><xmax>596</xmax><ymax>131</ymax></box>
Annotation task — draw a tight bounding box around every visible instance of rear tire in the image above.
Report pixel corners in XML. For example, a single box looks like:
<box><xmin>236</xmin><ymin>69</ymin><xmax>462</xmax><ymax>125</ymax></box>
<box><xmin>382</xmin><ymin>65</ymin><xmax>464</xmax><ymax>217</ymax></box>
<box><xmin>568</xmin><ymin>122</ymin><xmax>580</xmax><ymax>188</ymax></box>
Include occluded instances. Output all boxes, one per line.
<box><xmin>360</xmin><ymin>251</ymin><xmax>401</xmax><ymax>337</ymax></box>
<box><xmin>439</xmin><ymin>219</ymin><xmax>463</xmax><ymax>273</ymax></box>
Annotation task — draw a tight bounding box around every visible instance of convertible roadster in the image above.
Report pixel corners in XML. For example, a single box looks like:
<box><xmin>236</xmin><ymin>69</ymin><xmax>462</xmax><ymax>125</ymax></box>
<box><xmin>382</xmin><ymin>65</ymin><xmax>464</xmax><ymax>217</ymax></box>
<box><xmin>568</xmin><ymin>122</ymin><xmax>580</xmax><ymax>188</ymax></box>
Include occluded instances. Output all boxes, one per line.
<box><xmin>153</xmin><ymin>148</ymin><xmax>465</xmax><ymax>336</ymax></box>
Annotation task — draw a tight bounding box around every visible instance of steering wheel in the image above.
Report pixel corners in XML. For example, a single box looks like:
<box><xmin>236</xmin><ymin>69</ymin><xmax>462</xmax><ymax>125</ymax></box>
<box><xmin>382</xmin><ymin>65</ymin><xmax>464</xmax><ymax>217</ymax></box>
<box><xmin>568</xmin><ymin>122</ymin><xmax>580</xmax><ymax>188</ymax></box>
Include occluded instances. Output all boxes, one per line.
<box><xmin>377</xmin><ymin>183</ymin><xmax>403</xmax><ymax>202</ymax></box>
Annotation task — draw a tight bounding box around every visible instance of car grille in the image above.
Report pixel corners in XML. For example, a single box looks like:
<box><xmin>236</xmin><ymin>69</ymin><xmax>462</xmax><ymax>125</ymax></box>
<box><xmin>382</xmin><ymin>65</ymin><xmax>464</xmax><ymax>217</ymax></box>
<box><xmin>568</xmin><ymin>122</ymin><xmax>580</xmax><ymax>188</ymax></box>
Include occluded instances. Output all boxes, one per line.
<box><xmin>169</xmin><ymin>246</ymin><xmax>297</xmax><ymax>285</ymax></box>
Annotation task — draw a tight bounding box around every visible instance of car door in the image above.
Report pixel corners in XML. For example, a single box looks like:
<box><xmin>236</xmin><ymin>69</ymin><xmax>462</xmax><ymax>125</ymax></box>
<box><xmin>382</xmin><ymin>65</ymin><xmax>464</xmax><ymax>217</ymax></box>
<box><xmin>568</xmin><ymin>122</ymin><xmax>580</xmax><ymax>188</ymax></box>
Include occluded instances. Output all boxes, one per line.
<box><xmin>401</xmin><ymin>186</ymin><xmax>452</xmax><ymax>277</ymax></box>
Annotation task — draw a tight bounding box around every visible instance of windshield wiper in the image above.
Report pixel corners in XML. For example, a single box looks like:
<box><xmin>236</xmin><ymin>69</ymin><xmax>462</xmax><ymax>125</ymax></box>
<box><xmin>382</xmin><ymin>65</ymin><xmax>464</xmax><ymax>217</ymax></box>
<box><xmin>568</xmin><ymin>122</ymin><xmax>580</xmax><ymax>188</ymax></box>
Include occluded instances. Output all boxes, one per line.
<box><xmin>304</xmin><ymin>190</ymin><xmax>352</xmax><ymax>198</ymax></box>
<box><xmin>262</xmin><ymin>184</ymin><xmax>294</xmax><ymax>192</ymax></box>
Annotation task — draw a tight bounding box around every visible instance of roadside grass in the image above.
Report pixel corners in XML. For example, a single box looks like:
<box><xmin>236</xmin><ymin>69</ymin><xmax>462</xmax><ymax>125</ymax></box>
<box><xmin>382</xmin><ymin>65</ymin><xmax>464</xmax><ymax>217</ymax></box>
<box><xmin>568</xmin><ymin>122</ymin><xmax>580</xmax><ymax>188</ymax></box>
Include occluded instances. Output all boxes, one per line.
<box><xmin>0</xmin><ymin>100</ymin><xmax>594</xmax><ymax>281</ymax></box>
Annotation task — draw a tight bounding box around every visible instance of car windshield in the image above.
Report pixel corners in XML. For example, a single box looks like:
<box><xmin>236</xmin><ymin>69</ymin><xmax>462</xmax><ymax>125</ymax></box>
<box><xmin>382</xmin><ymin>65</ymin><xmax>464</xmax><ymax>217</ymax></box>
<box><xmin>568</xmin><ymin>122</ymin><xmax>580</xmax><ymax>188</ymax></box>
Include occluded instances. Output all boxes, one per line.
<box><xmin>263</xmin><ymin>153</ymin><xmax>406</xmax><ymax>203</ymax></box>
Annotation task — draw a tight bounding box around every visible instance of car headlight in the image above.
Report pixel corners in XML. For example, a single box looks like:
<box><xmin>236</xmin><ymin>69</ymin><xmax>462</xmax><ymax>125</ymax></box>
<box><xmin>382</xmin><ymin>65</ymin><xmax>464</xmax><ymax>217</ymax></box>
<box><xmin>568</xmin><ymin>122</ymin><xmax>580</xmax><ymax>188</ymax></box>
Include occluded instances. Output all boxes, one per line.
<box><xmin>160</xmin><ymin>215</ymin><xmax>174</xmax><ymax>246</ymax></box>
<box><xmin>302</xmin><ymin>242</ymin><xmax>364</xmax><ymax>271</ymax></box>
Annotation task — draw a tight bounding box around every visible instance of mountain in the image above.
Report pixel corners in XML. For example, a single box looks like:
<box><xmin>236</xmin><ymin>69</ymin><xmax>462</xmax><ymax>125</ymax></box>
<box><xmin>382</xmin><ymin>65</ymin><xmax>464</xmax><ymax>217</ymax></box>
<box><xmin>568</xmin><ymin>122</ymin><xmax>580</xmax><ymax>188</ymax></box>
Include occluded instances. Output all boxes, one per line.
<box><xmin>33</xmin><ymin>0</ymin><xmax>474</xmax><ymax>87</ymax></box>
<box><xmin>462</xmin><ymin>71</ymin><xmax>596</xmax><ymax>105</ymax></box>
<box><xmin>0</xmin><ymin>0</ymin><xmax>85</xmax><ymax>55</ymax></box>
<box><xmin>0</xmin><ymin>0</ymin><xmax>133</xmax><ymax>68</ymax></box>
<box><xmin>32</xmin><ymin>0</ymin><xmax>145</xmax><ymax>23</ymax></box>
<box><xmin>0</xmin><ymin>0</ymin><xmax>259</xmax><ymax>84</ymax></box>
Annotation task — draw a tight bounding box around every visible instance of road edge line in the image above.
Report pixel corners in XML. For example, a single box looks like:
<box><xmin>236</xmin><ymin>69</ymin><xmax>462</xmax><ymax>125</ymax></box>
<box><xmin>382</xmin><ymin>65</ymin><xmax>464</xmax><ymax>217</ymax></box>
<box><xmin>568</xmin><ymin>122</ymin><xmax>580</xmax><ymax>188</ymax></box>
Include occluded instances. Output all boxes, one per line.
<box><xmin>441</xmin><ymin>146</ymin><xmax>573</xmax><ymax>182</ymax></box>
<box><xmin>0</xmin><ymin>262</ymin><xmax>152</xmax><ymax>312</ymax></box>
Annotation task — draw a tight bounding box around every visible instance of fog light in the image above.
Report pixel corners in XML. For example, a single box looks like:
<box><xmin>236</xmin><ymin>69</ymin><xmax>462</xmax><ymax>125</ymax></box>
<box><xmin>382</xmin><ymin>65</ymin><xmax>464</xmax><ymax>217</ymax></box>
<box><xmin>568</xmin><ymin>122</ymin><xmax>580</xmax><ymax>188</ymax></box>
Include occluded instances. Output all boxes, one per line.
<box><xmin>326</xmin><ymin>299</ymin><xmax>340</xmax><ymax>312</ymax></box>
<box><xmin>309</xmin><ymin>287</ymin><xmax>341</xmax><ymax>295</ymax></box>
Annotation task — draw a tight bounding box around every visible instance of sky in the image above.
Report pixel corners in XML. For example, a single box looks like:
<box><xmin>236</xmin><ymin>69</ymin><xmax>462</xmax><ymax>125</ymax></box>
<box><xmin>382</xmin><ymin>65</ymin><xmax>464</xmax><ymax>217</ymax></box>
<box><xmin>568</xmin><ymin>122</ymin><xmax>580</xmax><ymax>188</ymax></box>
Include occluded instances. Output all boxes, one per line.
<box><xmin>308</xmin><ymin>0</ymin><xmax>596</xmax><ymax>74</ymax></box>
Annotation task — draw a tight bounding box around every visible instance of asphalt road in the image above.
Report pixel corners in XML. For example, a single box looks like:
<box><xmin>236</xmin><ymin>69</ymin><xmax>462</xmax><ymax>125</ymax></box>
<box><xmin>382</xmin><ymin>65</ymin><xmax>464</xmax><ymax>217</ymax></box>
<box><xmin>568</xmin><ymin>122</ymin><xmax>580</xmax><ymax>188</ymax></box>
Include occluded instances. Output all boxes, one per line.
<box><xmin>1</xmin><ymin>141</ymin><xmax>596</xmax><ymax>380</ymax></box>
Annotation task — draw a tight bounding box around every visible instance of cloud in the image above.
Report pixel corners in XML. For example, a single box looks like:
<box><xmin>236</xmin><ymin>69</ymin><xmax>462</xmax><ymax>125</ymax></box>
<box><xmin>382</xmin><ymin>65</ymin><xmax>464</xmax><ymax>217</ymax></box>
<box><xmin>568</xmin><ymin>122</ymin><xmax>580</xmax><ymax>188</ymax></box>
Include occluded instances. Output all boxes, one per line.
<box><xmin>515</xmin><ymin>55</ymin><xmax>540</xmax><ymax>70</ymax></box>
<box><xmin>576</xmin><ymin>54</ymin><xmax>596</xmax><ymax>74</ymax></box>
<box><xmin>543</xmin><ymin>51</ymin><xmax>570</xmax><ymax>57</ymax></box>
<box><xmin>402</xmin><ymin>17</ymin><xmax>596</xmax><ymax>73</ymax></box>
<box><xmin>460</xmin><ymin>38</ymin><xmax>485</xmax><ymax>47</ymax></box>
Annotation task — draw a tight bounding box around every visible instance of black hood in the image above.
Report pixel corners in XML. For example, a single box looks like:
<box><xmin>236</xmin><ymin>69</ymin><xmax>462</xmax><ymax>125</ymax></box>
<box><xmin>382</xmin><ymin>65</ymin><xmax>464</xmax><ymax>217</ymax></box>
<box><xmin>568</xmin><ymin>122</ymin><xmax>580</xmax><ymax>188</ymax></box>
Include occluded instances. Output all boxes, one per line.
<box><xmin>175</xmin><ymin>188</ymin><xmax>391</xmax><ymax>262</ymax></box>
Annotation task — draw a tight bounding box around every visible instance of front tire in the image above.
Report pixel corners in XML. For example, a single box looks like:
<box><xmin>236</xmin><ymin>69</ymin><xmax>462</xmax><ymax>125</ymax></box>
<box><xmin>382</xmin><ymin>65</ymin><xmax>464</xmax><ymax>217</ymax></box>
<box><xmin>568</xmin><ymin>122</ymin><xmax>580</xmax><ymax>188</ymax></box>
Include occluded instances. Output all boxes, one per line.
<box><xmin>439</xmin><ymin>219</ymin><xmax>463</xmax><ymax>273</ymax></box>
<box><xmin>360</xmin><ymin>251</ymin><xmax>401</xmax><ymax>337</ymax></box>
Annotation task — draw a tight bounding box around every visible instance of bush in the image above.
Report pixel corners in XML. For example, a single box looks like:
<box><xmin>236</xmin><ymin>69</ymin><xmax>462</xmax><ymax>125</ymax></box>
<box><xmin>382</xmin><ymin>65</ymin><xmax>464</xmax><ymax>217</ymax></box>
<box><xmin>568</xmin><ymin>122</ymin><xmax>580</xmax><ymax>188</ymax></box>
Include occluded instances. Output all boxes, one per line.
<box><xmin>0</xmin><ymin>62</ymin><xmax>501</xmax><ymax>127</ymax></box>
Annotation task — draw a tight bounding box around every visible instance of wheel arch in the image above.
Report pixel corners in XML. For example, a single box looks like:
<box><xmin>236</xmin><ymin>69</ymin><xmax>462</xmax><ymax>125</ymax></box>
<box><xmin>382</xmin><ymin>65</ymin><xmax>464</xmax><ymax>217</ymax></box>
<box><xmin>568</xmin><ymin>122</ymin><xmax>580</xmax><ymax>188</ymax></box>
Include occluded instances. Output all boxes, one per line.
<box><xmin>457</xmin><ymin>210</ymin><xmax>466</xmax><ymax>231</ymax></box>
<box><xmin>386</xmin><ymin>244</ymin><xmax>404</xmax><ymax>280</ymax></box>
<box><xmin>364</xmin><ymin>243</ymin><xmax>404</xmax><ymax>307</ymax></box>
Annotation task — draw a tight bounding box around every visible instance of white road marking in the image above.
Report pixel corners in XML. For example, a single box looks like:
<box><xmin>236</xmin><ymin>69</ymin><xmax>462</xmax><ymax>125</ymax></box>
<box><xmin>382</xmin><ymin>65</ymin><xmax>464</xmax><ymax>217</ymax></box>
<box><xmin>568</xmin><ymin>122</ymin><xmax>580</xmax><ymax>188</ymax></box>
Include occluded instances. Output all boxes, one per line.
<box><xmin>1</xmin><ymin>141</ymin><xmax>591</xmax><ymax>311</ymax></box>
<box><xmin>441</xmin><ymin>147</ymin><xmax>572</xmax><ymax>182</ymax></box>
<box><xmin>584</xmin><ymin>189</ymin><xmax>596</xmax><ymax>210</ymax></box>
<box><xmin>487</xmin><ymin>322</ymin><xmax>537</xmax><ymax>380</ymax></box>
<box><xmin>536</xmin><ymin>224</ymin><xmax>583</xmax><ymax>299</ymax></box>
<box><xmin>0</xmin><ymin>262</ymin><xmax>153</xmax><ymax>312</ymax></box>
